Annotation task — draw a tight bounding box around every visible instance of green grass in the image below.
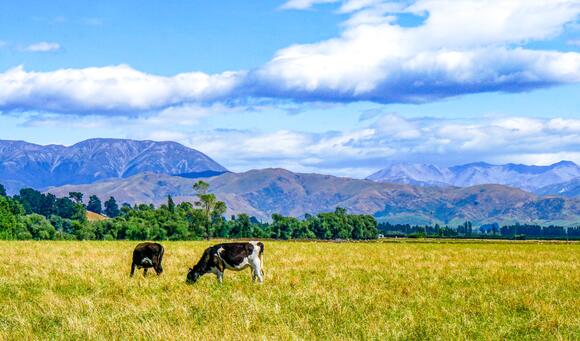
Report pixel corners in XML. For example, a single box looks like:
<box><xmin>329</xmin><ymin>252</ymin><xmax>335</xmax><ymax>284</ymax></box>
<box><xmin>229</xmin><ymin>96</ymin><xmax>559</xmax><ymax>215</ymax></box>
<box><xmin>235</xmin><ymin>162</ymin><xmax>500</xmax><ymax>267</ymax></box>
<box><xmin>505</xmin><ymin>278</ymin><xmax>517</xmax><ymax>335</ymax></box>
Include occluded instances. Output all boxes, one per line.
<box><xmin>0</xmin><ymin>240</ymin><xmax>578</xmax><ymax>340</ymax></box>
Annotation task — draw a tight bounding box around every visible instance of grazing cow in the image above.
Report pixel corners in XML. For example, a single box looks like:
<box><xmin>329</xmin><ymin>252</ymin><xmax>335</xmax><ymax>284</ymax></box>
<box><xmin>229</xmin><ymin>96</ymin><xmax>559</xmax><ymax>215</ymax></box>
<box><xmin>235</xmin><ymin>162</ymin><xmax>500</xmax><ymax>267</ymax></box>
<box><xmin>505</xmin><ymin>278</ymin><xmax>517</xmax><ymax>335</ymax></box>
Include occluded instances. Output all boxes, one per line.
<box><xmin>130</xmin><ymin>242</ymin><xmax>164</xmax><ymax>277</ymax></box>
<box><xmin>186</xmin><ymin>241</ymin><xmax>264</xmax><ymax>284</ymax></box>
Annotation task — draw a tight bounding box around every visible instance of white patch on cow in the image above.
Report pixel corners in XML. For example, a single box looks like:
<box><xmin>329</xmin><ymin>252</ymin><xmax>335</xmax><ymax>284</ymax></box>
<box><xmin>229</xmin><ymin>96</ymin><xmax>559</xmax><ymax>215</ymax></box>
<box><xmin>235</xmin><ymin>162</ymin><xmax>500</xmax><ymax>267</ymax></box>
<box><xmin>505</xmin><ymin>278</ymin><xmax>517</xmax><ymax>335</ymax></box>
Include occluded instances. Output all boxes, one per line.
<box><xmin>243</xmin><ymin>241</ymin><xmax>264</xmax><ymax>283</ymax></box>
<box><xmin>214</xmin><ymin>241</ymin><xmax>264</xmax><ymax>283</ymax></box>
<box><xmin>141</xmin><ymin>257</ymin><xmax>153</xmax><ymax>267</ymax></box>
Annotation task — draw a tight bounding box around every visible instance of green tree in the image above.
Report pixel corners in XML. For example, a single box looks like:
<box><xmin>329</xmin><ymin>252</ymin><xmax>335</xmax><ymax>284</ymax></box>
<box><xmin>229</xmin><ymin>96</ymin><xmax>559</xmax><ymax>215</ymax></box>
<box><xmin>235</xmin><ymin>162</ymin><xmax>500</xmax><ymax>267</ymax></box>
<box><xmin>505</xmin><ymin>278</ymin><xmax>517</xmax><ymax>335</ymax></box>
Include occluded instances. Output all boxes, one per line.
<box><xmin>167</xmin><ymin>195</ymin><xmax>176</xmax><ymax>214</ymax></box>
<box><xmin>68</xmin><ymin>192</ymin><xmax>84</xmax><ymax>204</ymax></box>
<box><xmin>54</xmin><ymin>197</ymin><xmax>76</xmax><ymax>219</ymax></box>
<box><xmin>0</xmin><ymin>196</ymin><xmax>24</xmax><ymax>239</ymax></box>
<box><xmin>15</xmin><ymin>188</ymin><xmax>43</xmax><ymax>215</ymax></box>
<box><xmin>104</xmin><ymin>197</ymin><xmax>120</xmax><ymax>218</ymax></box>
<box><xmin>21</xmin><ymin>214</ymin><xmax>56</xmax><ymax>240</ymax></box>
<box><xmin>192</xmin><ymin>180</ymin><xmax>227</xmax><ymax>240</ymax></box>
<box><xmin>87</xmin><ymin>195</ymin><xmax>102</xmax><ymax>214</ymax></box>
<box><xmin>0</xmin><ymin>183</ymin><xmax>6</xmax><ymax>197</ymax></box>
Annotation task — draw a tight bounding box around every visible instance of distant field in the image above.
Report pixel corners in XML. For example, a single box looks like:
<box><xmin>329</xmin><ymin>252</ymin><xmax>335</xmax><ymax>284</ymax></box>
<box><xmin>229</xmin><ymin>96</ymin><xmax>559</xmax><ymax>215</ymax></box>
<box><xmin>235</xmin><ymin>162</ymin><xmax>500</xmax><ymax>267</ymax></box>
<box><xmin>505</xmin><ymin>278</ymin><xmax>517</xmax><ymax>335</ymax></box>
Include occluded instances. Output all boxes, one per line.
<box><xmin>0</xmin><ymin>240</ymin><xmax>578</xmax><ymax>339</ymax></box>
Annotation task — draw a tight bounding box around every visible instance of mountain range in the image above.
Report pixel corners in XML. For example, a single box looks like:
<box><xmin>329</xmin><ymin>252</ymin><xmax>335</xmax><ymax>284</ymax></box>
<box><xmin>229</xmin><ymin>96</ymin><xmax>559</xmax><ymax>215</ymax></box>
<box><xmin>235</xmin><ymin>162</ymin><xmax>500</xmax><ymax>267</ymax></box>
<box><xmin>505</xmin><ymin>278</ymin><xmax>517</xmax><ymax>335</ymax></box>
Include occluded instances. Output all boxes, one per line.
<box><xmin>366</xmin><ymin>161</ymin><xmax>580</xmax><ymax>194</ymax></box>
<box><xmin>1</xmin><ymin>138</ymin><xmax>579</xmax><ymax>226</ymax></box>
<box><xmin>46</xmin><ymin>169</ymin><xmax>580</xmax><ymax>226</ymax></box>
<box><xmin>0</xmin><ymin>138</ymin><xmax>227</xmax><ymax>194</ymax></box>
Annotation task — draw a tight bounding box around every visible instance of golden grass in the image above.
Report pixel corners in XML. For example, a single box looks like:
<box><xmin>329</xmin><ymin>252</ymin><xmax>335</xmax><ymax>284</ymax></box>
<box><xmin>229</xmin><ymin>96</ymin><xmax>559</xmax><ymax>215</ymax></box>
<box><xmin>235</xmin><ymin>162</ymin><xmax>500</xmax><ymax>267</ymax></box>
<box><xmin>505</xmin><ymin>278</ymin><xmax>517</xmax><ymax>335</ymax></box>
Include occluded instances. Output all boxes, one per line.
<box><xmin>86</xmin><ymin>211</ymin><xmax>108</xmax><ymax>222</ymax></box>
<box><xmin>0</xmin><ymin>240</ymin><xmax>578</xmax><ymax>340</ymax></box>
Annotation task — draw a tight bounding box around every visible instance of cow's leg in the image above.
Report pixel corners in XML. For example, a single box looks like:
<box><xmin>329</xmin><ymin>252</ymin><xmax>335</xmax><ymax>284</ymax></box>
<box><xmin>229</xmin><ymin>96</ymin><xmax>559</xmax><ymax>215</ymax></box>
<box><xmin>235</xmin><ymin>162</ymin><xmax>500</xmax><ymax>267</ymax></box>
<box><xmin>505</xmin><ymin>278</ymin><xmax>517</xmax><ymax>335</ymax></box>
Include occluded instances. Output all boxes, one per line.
<box><xmin>130</xmin><ymin>262</ymin><xmax>136</xmax><ymax>277</ymax></box>
<box><xmin>216</xmin><ymin>270</ymin><xmax>223</xmax><ymax>284</ymax></box>
<box><xmin>143</xmin><ymin>268</ymin><xmax>149</xmax><ymax>277</ymax></box>
<box><xmin>251</xmin><ymin>260</ymin><xmax>263</xmax><ymax>283</ymax></box>
<box><xmin>251</xmin><ymin>268</ymin><xmax>257</xmax><ymax>282</ymax></box>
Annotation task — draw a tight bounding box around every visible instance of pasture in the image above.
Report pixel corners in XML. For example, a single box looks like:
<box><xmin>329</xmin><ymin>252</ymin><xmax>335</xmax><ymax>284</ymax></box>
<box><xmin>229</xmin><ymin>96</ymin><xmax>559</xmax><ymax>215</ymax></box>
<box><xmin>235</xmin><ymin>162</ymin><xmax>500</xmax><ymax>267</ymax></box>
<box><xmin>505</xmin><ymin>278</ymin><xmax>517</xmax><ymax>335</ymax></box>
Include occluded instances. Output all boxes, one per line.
<box><xmin>0</xmin><ymin>240</ymin><xmax>578</xmax><ymax>340</ymax></box>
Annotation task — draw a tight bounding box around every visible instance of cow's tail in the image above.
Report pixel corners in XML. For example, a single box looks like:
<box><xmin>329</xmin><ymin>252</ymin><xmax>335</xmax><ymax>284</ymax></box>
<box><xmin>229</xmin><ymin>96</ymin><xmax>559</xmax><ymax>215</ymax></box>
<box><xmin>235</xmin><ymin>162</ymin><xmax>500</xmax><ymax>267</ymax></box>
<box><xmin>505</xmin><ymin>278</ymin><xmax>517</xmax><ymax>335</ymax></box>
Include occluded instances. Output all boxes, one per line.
<box><xmin>158</xmin><ymin>244</ymin><xmax>165</xmax><ymax>264</ymax></box>
<box><xmin>257</xmin><ymin>242</ymin><xmax>265</xmax><ymax>276</ymax></box>
<box><xmin>157</xmin><ymin>244</ymin><xmax>165</xmax><ymax>272</ymax></box>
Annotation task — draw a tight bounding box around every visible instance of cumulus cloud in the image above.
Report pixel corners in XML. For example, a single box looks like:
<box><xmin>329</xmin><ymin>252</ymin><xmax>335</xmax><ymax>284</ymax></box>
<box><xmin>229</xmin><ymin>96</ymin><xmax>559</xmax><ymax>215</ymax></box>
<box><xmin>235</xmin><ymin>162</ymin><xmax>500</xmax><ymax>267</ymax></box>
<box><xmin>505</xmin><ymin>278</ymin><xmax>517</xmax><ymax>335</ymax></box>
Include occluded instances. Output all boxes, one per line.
<box><xmin>262</xmin><ymin>0</ymin><xmax>580</xmax><ymax>103</ymax></box>
<box><xmin>17</xmin><ymin>106</ymin><xmax>580</xmax><ymax>177</ymax></box>
<box><xmin>1</xmin><ymin>0</ymin><xmax>580</xmax><ymax>115</ymax></box>
<box><xmin>0</xmin><ymin>65</ymin><xmax>245</xmax><ymax>114</ymax></box>
<box><xmin>23</xmin><ymin>42</ymin><xmax>61</xmax><ymax>52</ymax></box>
<box><xmin>157</xmin><ymin>113</ymin><xmax>580</xmax><ymax>177</ymax></box>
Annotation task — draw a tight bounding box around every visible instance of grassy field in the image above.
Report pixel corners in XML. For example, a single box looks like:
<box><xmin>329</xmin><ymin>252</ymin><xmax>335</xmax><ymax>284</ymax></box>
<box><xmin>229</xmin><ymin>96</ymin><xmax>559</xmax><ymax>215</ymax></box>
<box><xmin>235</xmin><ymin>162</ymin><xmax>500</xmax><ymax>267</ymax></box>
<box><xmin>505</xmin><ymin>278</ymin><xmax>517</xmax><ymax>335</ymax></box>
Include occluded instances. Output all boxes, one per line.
<box><xmin>0</xmin><ymin>240</ymin><xmax>578</xmax><ymax>340</ymax></box>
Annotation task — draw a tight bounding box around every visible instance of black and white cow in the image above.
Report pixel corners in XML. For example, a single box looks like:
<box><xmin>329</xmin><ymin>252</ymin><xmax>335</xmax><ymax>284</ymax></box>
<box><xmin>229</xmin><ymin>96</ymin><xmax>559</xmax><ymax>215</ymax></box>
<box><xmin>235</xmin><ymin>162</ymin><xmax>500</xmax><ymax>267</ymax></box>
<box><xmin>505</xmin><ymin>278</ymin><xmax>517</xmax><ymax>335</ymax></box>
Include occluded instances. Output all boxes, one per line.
<box><xmin>186</xmin><ymin>241</ymin><xmax>264</xmax><ymax>284</ymax></box>
<box><xmin>130</xmin><ymin>242</ymin><xmax>164</xmax><ymax>277</ymax></box>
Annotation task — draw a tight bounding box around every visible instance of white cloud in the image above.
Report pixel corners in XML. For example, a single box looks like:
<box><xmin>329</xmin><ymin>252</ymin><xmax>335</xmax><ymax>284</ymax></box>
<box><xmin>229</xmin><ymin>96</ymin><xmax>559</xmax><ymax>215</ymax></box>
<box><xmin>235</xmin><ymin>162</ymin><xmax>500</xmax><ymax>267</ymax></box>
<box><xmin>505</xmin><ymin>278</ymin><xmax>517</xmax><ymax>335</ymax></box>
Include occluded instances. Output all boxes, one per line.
<box><xmin>261</xmin><ymin>0</ymin><xmax>580</xmax><ymax>103</ymax></box>
<box><xmin>17</xmin><ymin>106</ymin><xmax>580</xmax><ymax>177</ymax></box>
<box><xmin>0</xmin><ymin>1</ymin><xmax>579</xmax><ymax>115</ymax></box>
<box><xmin>280</xmin><ymin>0</ymin><xmax>338</xmax><ymax>10</ymax></box>
<box><xmin>178</xmin><ymin>113</ymin><xmax>580</xmax><ymax>176</ymax></box>
<box><xmin>492</xmin><ymin>152</ymin><xmax>580</xmax><ymax>166</ymax></box>
<box><xmin>0</xmin><ymin>65</ymin><xmax>245</xmax><ymax>114</ymax></box>
<box><xmin>24</xmin><ymin>42</ymin><xmax>61</xmax><ymax>52</ymax></box>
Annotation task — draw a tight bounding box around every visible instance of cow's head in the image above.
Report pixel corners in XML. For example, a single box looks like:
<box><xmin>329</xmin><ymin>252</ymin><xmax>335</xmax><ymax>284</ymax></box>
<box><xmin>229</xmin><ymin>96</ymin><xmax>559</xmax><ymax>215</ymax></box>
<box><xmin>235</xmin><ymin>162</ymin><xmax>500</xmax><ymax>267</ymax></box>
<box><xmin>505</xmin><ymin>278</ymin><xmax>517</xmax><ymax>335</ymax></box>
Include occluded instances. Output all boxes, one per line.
<box><xmin>186</xmin><ymin>249</ymin><xmax>211</xmax><ymax>284</ymax></box>
<box><xmin>186</xmin><ymin>266</ymin><xmax>201</xmax><ymax>284</ymax></box>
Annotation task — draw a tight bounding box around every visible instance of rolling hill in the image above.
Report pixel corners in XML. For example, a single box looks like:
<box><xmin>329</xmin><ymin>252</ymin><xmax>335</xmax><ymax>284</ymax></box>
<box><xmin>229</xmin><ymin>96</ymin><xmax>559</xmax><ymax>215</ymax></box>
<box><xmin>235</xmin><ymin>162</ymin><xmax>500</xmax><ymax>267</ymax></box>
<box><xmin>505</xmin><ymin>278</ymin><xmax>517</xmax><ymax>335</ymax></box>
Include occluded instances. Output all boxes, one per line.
<box><xmin>47</xmin><ymin>169</ymin><xmax>580</xmax><ymax>226</ymax></box>
<box><xmin>0</xmin><ymin>138</ymin><xmax>227</xmax><ymax>194</ymax></box>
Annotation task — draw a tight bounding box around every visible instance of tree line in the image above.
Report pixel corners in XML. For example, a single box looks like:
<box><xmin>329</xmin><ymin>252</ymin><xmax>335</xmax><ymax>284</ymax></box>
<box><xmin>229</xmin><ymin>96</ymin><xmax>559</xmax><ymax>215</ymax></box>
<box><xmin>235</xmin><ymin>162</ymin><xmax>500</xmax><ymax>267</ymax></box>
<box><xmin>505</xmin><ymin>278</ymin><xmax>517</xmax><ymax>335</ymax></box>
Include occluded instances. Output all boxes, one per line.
<box><xmin>0</xmin><ymin>182</ymin><xmax>378</xmax><ymax>241</ymax></box>
<box><xmin>378</xmin><ymin>221</ymin><xmax>580</xmax><ymax>240</ymax></box>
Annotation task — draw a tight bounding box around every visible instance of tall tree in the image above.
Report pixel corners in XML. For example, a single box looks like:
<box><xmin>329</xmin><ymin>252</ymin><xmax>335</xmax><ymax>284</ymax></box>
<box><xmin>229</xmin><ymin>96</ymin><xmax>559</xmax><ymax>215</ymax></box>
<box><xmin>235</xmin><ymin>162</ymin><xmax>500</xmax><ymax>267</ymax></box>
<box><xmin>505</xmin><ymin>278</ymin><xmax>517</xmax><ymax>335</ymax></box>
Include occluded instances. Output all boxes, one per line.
<box><xmin>0</xmin><ymin>183</ymin><xmax>6</xmax><ymax>197</ymax></box>
<box><xmin>192</xmin><ymin>180</ymin><xmax>226</xmax><ymax>240</ymax></box>
<box><xmin>0</xmin><ymin>196</ymin><xmax>24</xmax><ymax>239</ymax></box>
<box><xmin>15</xmin><ymin>188</ymin><xmax>43</xmax><ymax>215</ymax></box>
<box><xmin>104</xmin><ymin>197</ymin><xmax>120</xmax><ymax>218</ymax></box>
<box><xmin>87</xmin><ymin>195</ymin><xmax>102</xmax><ymax>214</ymax></box>
<box><xmin>68</xmin><ymin>192</ymin><xmax>84</xmax><ymax>204</ymax></box>
<box><xmin>167</xmin><ymin>195</ymin><xmax>176</xmax><ymax>214</ymax></box>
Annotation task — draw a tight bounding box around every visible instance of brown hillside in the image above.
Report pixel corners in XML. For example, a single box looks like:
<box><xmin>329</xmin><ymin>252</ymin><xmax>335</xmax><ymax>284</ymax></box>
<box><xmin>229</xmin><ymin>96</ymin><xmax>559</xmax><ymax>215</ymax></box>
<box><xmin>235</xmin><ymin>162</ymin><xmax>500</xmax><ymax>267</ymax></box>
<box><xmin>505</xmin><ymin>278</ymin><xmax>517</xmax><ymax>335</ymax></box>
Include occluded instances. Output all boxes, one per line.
<box><xmin>47</xmin><ymin>170</ymin><xmax>580</xmax><ymax>225</ymax></box>
<box><xmin>86</xmin><ymin>211</ymin><xmax>108</xmax><ymax>222</ymax></box>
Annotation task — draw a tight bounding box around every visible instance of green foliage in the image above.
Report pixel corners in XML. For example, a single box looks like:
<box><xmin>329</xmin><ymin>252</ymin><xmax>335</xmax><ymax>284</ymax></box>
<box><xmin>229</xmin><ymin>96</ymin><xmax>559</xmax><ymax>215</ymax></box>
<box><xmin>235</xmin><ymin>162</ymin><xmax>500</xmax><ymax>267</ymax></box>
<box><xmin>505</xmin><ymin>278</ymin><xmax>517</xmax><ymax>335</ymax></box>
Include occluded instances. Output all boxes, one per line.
<box><xmin>379</xmin><ymin>221</ymin><xmax>580</xmax><ymax>240</ymax></box>
<box><xmin>87</xmin><ymin>195</ymin><xmax>102</xmax><ymax>214</ymax></box>
<box><xmin>68</xmin><ymin>192</ymin><xmax>83</xmax><ymax>204</ymax></box>
<box><xmin>167</xmin><ymin>195</ymin><xmax>175</xmax><ymax>214</ymax></box>
<box><xmin>193</xmin><ymin>180</ymin><xmax>226</xmax><ymax>239</ymax></box>
<box><xmin>3</xmin><ymin>185</ymin><xmax>578</xmax><ymax>242</ymax></box>
<box><xmin>0</xmin><ymin>196</ymin><xmax>24</xmax><ymax>239</ymax></box>
<box><xmin>104</xmin><ymin>197</ymin><xmax>120</xmax><ymax>218</ymax></box>
<box><xmin>20</xmin><ymin>214</ymin><xmax>56</xmax><ymax>240</ymax></box>
<box><xmin>0</xmin><ymin>183</ymin><xmax>6</xmax><ymax>197</ymax></box>
<box><xmin>0</xmin><ymin>184</ymin><xmax>380</xmax><ymax>241</ymax></box>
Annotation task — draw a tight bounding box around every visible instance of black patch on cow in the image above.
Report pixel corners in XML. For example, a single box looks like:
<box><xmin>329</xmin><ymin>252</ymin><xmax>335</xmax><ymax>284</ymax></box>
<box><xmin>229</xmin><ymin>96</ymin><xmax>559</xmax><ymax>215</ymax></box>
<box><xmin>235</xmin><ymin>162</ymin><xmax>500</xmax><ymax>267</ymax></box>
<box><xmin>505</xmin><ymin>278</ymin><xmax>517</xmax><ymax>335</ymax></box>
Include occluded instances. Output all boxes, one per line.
<box><xmin>131</xmin><ymin>242</ymin><xmax>164</xmax><ymax>277</ymax></box>
<box><xmin>186</xmin><ymin>242</ymin><xmax>258</xmax><ymax>284</ymax></box>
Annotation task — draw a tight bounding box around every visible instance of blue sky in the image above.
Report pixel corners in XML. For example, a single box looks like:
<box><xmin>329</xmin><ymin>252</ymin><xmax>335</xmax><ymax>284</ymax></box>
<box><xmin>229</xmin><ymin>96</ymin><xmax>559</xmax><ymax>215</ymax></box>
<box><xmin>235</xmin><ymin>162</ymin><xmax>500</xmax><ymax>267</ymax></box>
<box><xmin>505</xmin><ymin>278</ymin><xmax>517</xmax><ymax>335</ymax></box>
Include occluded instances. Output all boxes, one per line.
<box><xmin>1</xmin><ymin>0</ymin><xmax>579</xmax><ymax>177</ymax></box>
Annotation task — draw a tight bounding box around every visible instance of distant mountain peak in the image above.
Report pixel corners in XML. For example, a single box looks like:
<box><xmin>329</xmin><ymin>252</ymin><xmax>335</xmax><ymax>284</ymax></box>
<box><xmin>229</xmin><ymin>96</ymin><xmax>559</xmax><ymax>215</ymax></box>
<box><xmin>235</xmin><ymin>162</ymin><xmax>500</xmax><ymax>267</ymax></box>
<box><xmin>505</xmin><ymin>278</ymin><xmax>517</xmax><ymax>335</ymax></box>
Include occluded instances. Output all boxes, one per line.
<box><xmin>367</xmin><ymin>160</ymin><xmax>580</xmax><ymax>193</ymax></box>
<box><xmin>551</xmin><ymin>160</ymin><xmax>577</xmax><ymax>167</ymax></box>
<box><xmin>0</xmin><ymin>138</ymin><xmax>227</xmax><ymax>194</ymax></box>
